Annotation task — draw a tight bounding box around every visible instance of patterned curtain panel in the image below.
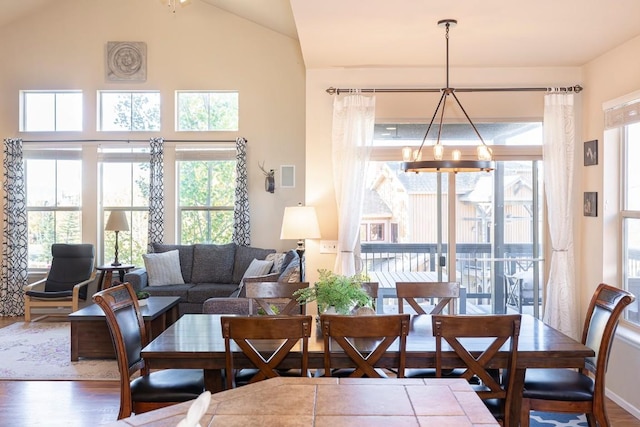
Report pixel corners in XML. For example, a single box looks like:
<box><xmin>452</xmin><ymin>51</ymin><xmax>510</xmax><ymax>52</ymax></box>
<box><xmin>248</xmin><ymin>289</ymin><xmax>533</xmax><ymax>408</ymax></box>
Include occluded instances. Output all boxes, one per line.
<box><xmin>233</xmin><ymin>137</ymin><xmax>250</xmax><ymax>246</ymax></box>
<box><xmin>147</xmin><ymin>137</ymin><xmax>165</xmax><ymax>252</ymax></box>
<box><xmin>1</xmin><ymin>139</ymin><xmax>28</xmax><ymax>316</ymax></box>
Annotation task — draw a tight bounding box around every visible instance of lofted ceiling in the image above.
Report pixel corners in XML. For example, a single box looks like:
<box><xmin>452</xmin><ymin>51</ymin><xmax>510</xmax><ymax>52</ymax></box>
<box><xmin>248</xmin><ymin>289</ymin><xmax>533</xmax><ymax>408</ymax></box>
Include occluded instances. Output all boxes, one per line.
<box><xmin>5</xmin><ymin>0</ymin><xmax>640</xmax><ymax>69</ymax></box>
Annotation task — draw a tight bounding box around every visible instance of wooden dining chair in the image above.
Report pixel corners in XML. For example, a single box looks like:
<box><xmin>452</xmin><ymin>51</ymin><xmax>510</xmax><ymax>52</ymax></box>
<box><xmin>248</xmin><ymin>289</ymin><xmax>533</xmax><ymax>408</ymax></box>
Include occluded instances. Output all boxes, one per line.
<box><xmin>520</xmin><ymin>283</ymin><xmax>635</xmax><ymax>427</ymax></box>
<box><xmin>221</xmin><ymin>315</ymin><xmax>313</xmax><ymax>389</ymax></box>
<box><xmin>396</xmin><ymin>281</ymin><xmax>460</xmax><ymax>315</ymax></box>
<box><xmin>433</xmin><ymin>314</ymin><xmax>521</xmax><ymax>426</ymax></box>
<box><xmin>93</xmin><ymin>282</ymin><xmax>204</xmax><ymax>420</ymax></box>
<box><xmin>396</xmin><ymin>281</ymin><xmax>463</xmax><ymax>379</ymax></box>
<box><xmin>244</xmin><ymin>281</ymin><xmax>309</xmax><ymax>315</ymax></box>
<box><xmin>361</xmin><ymin>282</ymin><xmax>379</xmax><ymax>312</ymax></box>
<box><xmin>321</xmin><ymin>313</ymin><xmax>410</xmax><ymax>378</ymax></box>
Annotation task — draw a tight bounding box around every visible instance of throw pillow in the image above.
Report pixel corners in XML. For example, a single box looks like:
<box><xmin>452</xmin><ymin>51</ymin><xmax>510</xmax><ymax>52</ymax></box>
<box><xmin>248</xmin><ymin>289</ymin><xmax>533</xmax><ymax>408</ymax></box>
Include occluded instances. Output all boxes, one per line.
<box><xmin>236</xmin><ymin>258</ymin><xmax>274</xmax><ymax>297</ymax></box>
<box><xmin>279</xmin><ymin>258</ymin><xmax>301</xmax><ymax>283</ymax></box>
<box><xmin>142</xmin><ymin>250</ymin><xmax>185</xmax><ymax>286</ymax></box>
<box><xmin>279</xmin><ymin>250</ymin><xmax>299</xmax><ymax>274</ymax></box>
<box><xmin>151</xmin><ymin>243</ymin><xmax>195</xmax><ymax>283</ymax></box>
<box><xmin>191</xmin><ymin>243</ymin><xmax>236</xmax><ymax>283</ymax></box>
<box><xmin>231</xmin><ymin>246</ymin><xmax>276</xmax><ymax>284</ymax></box>
<box><xmin>265</xmin><ymin>252</ymin><xmax>286</xmax><ymax>274</ymax></box>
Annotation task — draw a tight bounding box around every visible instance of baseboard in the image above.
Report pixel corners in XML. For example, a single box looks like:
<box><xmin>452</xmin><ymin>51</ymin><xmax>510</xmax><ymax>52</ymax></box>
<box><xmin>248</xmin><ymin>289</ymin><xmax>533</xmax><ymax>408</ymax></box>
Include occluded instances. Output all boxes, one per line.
<box><xmin>607</xmin><ymin>387</ymin><xmax>640</xmax><ymax>420</ymax></box>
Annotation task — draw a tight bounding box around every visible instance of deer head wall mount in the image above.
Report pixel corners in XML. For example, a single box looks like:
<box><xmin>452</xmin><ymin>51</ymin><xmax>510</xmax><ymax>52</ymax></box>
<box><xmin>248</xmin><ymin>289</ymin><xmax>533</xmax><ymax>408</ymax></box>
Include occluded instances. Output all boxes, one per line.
<box><xmin>259</xmin><ymin>161</ymin><xmax>275</xmax><ymax>193</ymax></box>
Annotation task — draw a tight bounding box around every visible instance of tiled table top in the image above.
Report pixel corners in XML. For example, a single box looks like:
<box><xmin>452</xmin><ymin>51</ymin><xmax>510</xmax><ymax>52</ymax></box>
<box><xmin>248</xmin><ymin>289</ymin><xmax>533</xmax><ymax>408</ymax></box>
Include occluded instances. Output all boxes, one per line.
<box><xmin>106</xmin><ymin>377</ymin><xmax>500</xmax><ymax>426</ymax></box>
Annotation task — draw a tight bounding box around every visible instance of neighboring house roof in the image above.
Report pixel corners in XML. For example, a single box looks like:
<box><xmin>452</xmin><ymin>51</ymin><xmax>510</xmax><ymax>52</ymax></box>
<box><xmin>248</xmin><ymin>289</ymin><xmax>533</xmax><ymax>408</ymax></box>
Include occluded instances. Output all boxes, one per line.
<box><xmin>460</xmin><ymin>175</ymin><xmax>526</xmax><ymax>203</ymax></box>
<box><xmin>362</xmin><ymin>188</ymin><xmax>392</xmax><ymax>217</ymax></box>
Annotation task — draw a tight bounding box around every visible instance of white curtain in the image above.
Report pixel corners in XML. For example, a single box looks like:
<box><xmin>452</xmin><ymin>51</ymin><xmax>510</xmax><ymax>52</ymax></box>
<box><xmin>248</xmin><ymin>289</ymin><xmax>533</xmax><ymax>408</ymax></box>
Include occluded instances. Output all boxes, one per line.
<box><xmin>542</xmin><ymin>93</ymin><xmax>579</xmax><ymax>339</ymax></box>
<box><xmin>331</xmin><ymin>92</ymin><xmax>376</xmax><ymax>275</ymax></box>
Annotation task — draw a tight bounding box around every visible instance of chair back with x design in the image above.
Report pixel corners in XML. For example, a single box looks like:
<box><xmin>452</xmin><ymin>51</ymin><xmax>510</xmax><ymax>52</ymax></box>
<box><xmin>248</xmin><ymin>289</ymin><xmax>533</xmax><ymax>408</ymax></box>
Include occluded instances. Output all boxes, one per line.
<box><xmin>433</xmin><ymin>314</ymin><xmax>521</xmax><ymax>408</ymax></box>
<box><xmin>396</xmin><ymin>282</ymin><xmax>460</xmax><ymax>315</ymax></box>
<box><xmin>244</xmin><ymin>282</ymin><xmax>308</xmax><ymax>315</ymax></box>
<box><xmin>221</xmin><ymin>315</ymin><xmax>312</xmax><ymax>389</ymax></box>
<box><xmin>321</xmin><ymin>313</ymin><xmax>410</xmax><ymax>378</ymax></box>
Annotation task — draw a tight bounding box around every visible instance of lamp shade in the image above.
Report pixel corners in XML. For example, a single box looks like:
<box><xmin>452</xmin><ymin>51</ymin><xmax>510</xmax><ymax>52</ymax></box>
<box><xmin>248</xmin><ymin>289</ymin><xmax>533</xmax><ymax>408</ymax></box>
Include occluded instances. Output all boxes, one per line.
<box><xmin>105</xmin><ymin>211</ymin><xmax>129</xmax><ymax>232</ymax></box>
<box><xmin>280</xmin><ymin>206</ymin><xmax>321</xmax><ymax>240</ymax></box>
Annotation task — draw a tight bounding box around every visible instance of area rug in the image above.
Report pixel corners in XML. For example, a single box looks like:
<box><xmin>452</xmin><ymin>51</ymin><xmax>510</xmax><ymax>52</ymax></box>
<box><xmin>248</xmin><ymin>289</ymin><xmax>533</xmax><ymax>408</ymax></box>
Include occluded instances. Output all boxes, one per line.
<box><xmin>530</xmin><ymin>411</ymin><xmax>588</xmax><ymax>426</ymax></box>
<box><xmin>0</xmin><ymin>322</ymin><xmax>119</xmax><ymax>381</ymax></box>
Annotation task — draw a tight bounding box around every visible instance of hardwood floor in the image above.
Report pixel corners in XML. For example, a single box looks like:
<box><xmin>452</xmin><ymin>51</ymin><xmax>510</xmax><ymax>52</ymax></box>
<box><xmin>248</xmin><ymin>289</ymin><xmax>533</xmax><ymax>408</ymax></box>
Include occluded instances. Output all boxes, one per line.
<box><xmin>1</xmin><ymin>316</ymin><xmax>639</xmax><ymax>426</ymax></box>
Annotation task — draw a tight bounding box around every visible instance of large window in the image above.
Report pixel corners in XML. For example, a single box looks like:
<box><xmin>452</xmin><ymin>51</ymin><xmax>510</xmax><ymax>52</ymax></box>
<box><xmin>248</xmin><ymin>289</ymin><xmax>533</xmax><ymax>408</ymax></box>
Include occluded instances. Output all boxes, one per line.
<box><xmin>98</xmin><ymin>91</ymin><xmax>161</xmax><ymax>131</ymax></box>
<box><xmin>20</xmin><ymin>91</ymin><xmax>83</xmax><ymax>132</ymax></box>
<box><xmin>177</xmin><ymin>147</ymin><xmax>236</xmax><ymax>244</ymax></box>
<box><xmin>176</xmin><ymin>91</ymin><xmax>239</xmax><ymax>131</ymax></box>
<box><xmin>622</xmin><ymin>121</ymin><xmax>640</xmax><ymax>325</ymax></box>
<box><xmin>25</xmin><ymin>150</ymin><xmax>82</xmax><ymax>269</ymax></box>
<box><xmin>100</xmin><ymin>147</ymin><xmax>150</xmax><ymax>267</ymax></box>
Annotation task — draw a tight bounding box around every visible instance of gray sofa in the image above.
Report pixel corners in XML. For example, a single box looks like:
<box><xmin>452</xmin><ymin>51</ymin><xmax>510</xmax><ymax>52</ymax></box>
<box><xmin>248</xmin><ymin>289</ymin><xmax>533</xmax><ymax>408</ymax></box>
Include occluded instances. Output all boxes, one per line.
<box><xmin>124</xmin><ymin>243</ymin><xmax>300</xmax><ymax>315</ymax></box>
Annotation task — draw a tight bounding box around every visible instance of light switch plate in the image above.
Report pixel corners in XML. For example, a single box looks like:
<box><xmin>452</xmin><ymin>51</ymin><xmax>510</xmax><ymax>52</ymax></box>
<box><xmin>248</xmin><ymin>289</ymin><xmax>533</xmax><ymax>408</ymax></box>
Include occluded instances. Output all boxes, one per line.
<box><xmin>320</xmin><ymin>240</ymin><xmax>338</xmax><ymax>254</ymax></box>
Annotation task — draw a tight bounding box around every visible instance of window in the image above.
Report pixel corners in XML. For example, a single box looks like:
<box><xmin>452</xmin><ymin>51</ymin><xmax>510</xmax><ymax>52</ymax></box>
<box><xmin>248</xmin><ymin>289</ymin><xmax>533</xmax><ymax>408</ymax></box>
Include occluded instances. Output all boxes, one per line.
<box><xmin>20</xmin><ymin>91</ymin><xmax>83</xmax><ymax>132</ymax></box>
<box><xmin>622</xmin><ymin>121</ymin><xmax>640</xmax><ymax>325</ymax></box>
<box><xmin>177</xmin><ymin>146</ymin><xmax>236</xmax><ymax>244</ymax></box>
<box><xmin>25</xmin><ymin>150</ymin><xmax>82</xmax><ymax>269</ymax></box>
<box><xmin>176</xmin><ymin>91</ymin><xmax>239</xmax><ymax>131</ymax></box>
<box><xmin>370</xmin><ymin>223</ymin><xmax>385</xmax><ymax>241</ymax></box>
<box><xmin>98</xmin><ymin>91</ymin><xmax>160</xmax><ymax>131</ymax></box>
<box><xmin>100</xmin><ymin>147</ymin><xmax>150</xmax><ymax>266</ymax></box>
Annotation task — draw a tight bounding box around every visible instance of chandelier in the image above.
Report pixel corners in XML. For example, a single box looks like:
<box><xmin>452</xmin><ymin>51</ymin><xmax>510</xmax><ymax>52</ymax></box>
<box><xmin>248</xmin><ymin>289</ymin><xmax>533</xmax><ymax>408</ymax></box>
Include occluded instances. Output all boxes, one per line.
<box><xmin>402</xmin><ymin>19</ymin><xmax>494</xmax><ymax>174</ymax></box>
<box><xmin>161</xmin><ymin>0</ymin><xmax>192</xmax><ymax>13</ymax></box>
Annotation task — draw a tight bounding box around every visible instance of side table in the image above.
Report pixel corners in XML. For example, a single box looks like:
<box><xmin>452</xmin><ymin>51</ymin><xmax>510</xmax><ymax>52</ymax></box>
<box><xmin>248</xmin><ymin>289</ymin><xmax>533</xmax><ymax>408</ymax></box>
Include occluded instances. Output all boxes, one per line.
<box><xmin>96</xmin><ymin>263</ymin><xmax>135</xmax><ymax>291</ymax></box>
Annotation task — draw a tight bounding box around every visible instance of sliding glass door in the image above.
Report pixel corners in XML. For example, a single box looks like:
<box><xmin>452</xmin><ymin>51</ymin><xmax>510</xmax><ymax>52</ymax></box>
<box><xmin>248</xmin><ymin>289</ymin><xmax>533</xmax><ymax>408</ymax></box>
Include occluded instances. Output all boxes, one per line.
<box><xmin>361</xmin><ymin>122</ymin><xmax>544</xmax><ymax>316</ymax></box>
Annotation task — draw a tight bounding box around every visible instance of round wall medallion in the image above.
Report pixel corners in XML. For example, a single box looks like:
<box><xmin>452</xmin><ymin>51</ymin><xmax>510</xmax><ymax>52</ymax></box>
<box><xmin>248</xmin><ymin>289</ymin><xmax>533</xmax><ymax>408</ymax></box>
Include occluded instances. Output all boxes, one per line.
<box><xmin>107</xmin><ymin>41</ymin><xmax>147</xmax><ymax>81</ymax></box>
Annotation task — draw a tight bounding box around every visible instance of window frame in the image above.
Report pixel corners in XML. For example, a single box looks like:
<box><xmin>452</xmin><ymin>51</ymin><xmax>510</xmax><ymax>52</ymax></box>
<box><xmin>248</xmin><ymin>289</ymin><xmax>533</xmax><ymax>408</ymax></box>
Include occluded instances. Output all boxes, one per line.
<box><xmin>621</xmin><ymin>121</ymin><xmax>640</xmax><ymax>326</ymax></box>
<box><xmin>24</xmin><ymin>149</ymin><xmax>83</xmax><ymax>271</ymax></box>
<box><xmin>175</xmin><ymin>90</ymin><xmax>239</xmax><ymax>132</ymax></box>
<box><xmin>176</xmin><ymin>145</ymin><xmax>237</xmax><ymax>244</ymax></box>
<box><xmin>99</xmin><ymin>147</ymin><xmax>152</xmax><ymax>266</ymax></box>
<box><xmin>97</xmin><ymin>90</ymin><xmax>161</xmax><ymax>132</ymax></box>
<box><xmin>20</xmin><ymin>90</ymin><xmax>83</xmax><ymax>132</ymax></box>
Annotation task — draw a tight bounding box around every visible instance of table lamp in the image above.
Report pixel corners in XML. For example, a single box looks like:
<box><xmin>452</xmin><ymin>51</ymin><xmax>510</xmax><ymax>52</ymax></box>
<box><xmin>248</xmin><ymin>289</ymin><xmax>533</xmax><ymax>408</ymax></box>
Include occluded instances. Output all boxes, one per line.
<box><xmin>280</xmin><ymin>204</ymin><xmax>321</xmax><ymax>281</ymax></box>
<box><xmin>105</xmin><ymin>210</ymin><xmax>129</xmax><ymax>266</ymax></box>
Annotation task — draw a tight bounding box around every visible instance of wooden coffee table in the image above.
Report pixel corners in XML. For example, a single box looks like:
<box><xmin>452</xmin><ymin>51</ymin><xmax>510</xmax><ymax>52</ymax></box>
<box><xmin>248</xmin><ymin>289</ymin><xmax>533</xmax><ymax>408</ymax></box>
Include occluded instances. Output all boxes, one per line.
<box><xmin>68</xmin><ymin>296</ymin><xmax>180</xmax><ymax>361</ymax></box>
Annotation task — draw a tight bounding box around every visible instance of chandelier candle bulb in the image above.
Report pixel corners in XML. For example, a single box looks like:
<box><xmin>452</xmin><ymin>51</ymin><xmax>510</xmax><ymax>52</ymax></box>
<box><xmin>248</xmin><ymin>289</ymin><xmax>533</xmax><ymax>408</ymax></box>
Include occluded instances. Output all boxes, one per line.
<box><xmin>452</xmin><ymin>149</ymin><xmax>462</xmax><ymax>161</ymax></box>
<box><xmin>413</xmin><ymin>149</ymin><xmax>423</xmax><ymax>161</ymax></box>
<box><xmin>433</xmin><ymin>144</ymin><xmax>444</xmax><ymax>161</ymax></box>
<box><xmin>477</xmin><ymin>145</ymin><xmax>492</xmax><ymax>161</ymax></box>
<box><xmin>402</xmin><ymin>147</ymin><xmax>413</xmax><ymax>162</ymax></box>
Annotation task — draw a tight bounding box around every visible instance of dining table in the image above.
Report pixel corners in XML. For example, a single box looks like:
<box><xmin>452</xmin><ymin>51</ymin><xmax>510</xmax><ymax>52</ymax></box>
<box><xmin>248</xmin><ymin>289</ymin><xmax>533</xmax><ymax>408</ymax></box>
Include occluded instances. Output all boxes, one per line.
<box><xmin>105</xmin><ymin>377</ymin><xmax>501</xmax><ymax>426</ymax></box>
<box><xmin>141</xmin><ymin>313</ymin><xmax>594</xmax><ymax>426</ymax></box>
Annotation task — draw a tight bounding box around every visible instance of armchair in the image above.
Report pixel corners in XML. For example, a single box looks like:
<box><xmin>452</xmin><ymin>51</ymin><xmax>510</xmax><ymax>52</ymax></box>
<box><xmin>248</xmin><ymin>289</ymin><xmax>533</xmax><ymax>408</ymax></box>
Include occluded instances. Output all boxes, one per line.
<box><xmin>24</xmin><ymin>243</ymin><xmax>96</xmax><ymax>321</ymax></box>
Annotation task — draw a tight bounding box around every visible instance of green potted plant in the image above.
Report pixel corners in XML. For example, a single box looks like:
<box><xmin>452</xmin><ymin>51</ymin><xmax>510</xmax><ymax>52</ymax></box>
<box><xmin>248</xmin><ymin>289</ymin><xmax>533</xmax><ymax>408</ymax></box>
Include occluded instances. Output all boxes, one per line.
<box><xmin>136</xmin><ymin>291</ymin><xmax>150</xmax><ymax>306</ymax></box>
<box><xmin>293</xmin><ymin>269</ymin><xmax>372</xmax><ymax>315</ymax></box>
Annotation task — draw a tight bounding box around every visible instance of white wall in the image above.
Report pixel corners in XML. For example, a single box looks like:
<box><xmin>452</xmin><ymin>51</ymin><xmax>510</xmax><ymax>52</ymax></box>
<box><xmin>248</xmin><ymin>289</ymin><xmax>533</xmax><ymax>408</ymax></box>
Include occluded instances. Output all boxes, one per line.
<box><xmin>582</xmin><ymin>34</ymin><xmax>640</xmax><ymax>415</ymax></box>
<box><xmin>0</xmin><ymin>0</ymin><xmax>306</xmax><ymax>252</ymax></box>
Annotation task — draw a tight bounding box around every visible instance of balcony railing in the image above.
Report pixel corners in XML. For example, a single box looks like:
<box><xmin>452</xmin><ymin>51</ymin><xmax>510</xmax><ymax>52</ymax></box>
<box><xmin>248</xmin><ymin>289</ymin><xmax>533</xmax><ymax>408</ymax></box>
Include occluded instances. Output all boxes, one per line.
<box><xmin>360</xmin><ymin>242</ymin><xmax>541</xmax><ymax>314</ymax></box>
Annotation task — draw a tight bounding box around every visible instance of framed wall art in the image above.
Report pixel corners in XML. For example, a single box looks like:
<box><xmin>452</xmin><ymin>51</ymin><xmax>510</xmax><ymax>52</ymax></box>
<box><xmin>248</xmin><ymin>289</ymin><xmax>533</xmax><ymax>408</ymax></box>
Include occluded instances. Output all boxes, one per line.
<box><xmin>583</xmin><ymin>192</ymin><xmax>597</xmax><ymax>217</ymax></box>
<box><xmin>584</xmin><ymin>139</ymin><xmax>598</xmax><ymax>166</ymax></box>
<box><xmin>106</xmin><ymin>41</ymin><xmax>147</xmax><ymax>81</ymax></box>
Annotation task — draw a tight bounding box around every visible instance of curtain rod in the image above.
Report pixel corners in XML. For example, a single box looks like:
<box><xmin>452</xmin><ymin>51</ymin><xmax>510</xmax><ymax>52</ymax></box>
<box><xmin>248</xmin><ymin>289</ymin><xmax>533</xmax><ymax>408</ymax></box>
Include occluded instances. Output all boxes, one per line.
<box><xmin>20</xmin><ymin>138</ymin><xmax>238</xmax><ymax>143</ymax></box>
<box><xmin>325</xmin><ymin>85</ymin><xmax>583</xmax><ymax>95</ymax></box>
